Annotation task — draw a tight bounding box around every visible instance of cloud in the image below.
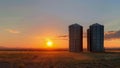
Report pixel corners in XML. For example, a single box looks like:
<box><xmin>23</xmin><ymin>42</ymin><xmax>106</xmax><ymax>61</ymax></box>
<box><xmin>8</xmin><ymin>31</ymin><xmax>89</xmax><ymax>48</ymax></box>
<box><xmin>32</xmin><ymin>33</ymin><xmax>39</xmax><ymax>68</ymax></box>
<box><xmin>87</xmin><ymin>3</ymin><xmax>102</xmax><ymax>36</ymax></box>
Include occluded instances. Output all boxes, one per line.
<box><xmin>56</xmin><ymin>35</ymin><xmax>68</xmax><ymax>40</ymax></box>
<box><xmin>58</xmin><ymin>35</ymin><xmax>68</xmax><ymax>38</ymax></box>
<box><xmin>82</xmin><ymin>31</ymin><xmax>120</xmax><ymax>40</ymax></box>
<box><xmin>5</xmin><ymin>29</ymin><xmax>20</xmax><ymax>34</ymax></box>
<box><xmin>105</xmin><ymin>30</ymin><xmax>120</xmax><ymax>40</ymax></box>
<box><xmin>58</xmin><ymin>33</ymin><xmax>87</xmax><ymax>39</ymax></box>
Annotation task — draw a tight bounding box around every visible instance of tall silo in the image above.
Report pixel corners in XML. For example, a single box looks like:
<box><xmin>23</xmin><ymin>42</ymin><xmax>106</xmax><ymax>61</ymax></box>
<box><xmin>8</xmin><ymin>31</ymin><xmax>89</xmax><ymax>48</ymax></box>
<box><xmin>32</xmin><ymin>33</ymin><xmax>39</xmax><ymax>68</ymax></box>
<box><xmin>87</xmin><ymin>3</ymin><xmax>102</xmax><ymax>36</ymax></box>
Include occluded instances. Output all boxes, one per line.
<box><xmin>88</xmin><ymin>23</ymin><xmax>104</xmax><ymax>52</ymax></box>
<box><xmin>69</xmin><ymin>23</ymin><xmax>83</xmax><ymax>52</ymax></box>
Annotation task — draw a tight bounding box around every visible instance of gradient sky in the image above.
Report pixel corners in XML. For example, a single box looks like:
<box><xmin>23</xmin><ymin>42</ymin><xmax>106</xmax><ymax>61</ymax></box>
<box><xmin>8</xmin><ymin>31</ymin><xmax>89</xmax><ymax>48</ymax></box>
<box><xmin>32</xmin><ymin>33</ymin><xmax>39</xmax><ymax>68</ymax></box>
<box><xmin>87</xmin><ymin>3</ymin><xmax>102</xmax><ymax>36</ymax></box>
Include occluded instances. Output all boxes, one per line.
<box><xmin>0</xmin><ymin>0</ymin><xmax>120</xmax><ymax>48</ymax></box>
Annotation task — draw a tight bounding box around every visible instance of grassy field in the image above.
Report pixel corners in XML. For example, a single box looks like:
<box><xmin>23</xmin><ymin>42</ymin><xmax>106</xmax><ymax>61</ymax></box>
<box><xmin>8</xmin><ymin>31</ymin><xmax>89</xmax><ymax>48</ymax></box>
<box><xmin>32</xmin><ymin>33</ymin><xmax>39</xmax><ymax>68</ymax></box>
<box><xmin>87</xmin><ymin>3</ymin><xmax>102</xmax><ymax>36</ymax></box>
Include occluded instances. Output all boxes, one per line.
<box><xmin>0</xmin><ymin>51</ymin><xmax>119</xmax><ymax>68</ymax></box>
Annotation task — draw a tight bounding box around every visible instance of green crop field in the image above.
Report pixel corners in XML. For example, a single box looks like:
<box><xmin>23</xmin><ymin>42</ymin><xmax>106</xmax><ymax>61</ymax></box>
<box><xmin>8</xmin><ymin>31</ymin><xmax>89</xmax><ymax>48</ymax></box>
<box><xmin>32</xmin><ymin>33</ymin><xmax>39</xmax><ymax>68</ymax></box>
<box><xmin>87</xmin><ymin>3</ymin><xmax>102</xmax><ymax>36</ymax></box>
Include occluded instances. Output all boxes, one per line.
<box><xmin>0</xmin><ymin>51</ymin><xmax>119</xmax><ymax>68</ymax></box>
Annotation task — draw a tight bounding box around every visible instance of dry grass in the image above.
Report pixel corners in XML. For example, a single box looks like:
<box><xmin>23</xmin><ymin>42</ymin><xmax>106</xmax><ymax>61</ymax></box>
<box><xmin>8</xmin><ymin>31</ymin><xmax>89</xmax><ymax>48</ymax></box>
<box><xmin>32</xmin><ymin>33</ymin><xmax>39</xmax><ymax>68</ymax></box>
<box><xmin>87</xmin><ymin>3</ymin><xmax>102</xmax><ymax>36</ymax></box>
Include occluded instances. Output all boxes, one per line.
<box><xmin>0</xmin><ymin>51</ymin><xmax>119</xmax><ymax>68</ymax></box>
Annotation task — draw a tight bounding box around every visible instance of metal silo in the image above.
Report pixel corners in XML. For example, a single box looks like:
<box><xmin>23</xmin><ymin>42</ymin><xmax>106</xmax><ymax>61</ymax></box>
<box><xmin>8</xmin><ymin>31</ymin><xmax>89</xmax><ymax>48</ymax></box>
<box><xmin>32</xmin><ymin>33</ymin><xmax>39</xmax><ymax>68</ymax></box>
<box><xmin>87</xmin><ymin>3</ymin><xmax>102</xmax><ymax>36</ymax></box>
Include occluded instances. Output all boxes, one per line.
<box><xmin>88</xmin><ymin>23</ymin><xmax>104</xmax><ymax>52</ymax></box>
<box><xmin>69</xmin><ymin>23</ymin><xmax>83</xmax><ymax>52</ymax></box>
<box><xmin>87</xmin><ymin>29</ymin><xmax>91</xmax><ymax>52</ymax></box>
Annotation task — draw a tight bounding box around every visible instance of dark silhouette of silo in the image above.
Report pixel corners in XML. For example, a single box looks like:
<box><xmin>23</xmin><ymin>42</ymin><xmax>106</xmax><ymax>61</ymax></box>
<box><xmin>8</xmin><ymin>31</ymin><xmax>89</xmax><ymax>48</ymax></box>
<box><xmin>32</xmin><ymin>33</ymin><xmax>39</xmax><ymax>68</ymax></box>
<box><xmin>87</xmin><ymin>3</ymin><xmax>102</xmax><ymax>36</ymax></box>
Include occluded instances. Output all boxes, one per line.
<box><xmin>87</xmin><ymin>23</ymin><xmax>104</xmax><ymax>52</ymax></box>
<box><xmin>69</xmin><ymin>23</ymin><xmax>83</xmax><ymax>52</ymax></box>
<box><xmin>87</xmin><ymin>29</ymin><xmax>91</xmax><ymax>51</ymax></box>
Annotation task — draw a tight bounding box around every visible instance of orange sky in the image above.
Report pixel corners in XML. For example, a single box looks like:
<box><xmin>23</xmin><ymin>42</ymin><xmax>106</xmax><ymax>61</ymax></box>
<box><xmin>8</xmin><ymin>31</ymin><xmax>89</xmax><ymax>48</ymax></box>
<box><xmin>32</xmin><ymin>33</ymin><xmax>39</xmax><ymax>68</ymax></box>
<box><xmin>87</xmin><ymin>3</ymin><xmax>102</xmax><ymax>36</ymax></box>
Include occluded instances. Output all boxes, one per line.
<box><xmin>0</xmin><ymin>0</ymin><xmax>120</xmax><ymax>49</ymax></box>
<box><xmin>18</xmin><ymin>35</ymin><xmax>120</xmax><ymax>49</ymax></box>
<box><xmin>0</xmin><ymin>31</ymin><xmax>120</xmax><ymax>49</ymax></box>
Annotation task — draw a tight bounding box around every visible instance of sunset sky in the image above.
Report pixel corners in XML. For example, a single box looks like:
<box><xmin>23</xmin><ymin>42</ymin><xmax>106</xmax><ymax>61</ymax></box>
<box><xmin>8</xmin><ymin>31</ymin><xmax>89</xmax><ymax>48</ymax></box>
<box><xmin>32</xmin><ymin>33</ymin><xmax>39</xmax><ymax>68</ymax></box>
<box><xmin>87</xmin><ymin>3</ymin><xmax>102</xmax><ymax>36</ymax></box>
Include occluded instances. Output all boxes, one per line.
<box><xmin>0</xmin><ymin>0</ymin><xmax>120</xmax><ymax>49</ymax></box>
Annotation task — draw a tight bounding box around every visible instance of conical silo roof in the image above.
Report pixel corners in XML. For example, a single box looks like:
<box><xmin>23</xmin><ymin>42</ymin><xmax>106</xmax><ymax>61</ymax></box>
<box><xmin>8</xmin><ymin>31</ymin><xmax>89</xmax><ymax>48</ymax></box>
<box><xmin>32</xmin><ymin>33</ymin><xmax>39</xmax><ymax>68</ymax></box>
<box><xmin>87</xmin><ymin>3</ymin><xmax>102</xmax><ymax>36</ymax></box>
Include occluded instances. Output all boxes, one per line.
<box><xmin>90</xmin><ymin>23</ymin><xmax>103</xmax><ymax>26</ymax></box>
<box><xmin>69</xmin><ymin>23</ymin><xmax>82</xmax><ymax>27</ymax></box>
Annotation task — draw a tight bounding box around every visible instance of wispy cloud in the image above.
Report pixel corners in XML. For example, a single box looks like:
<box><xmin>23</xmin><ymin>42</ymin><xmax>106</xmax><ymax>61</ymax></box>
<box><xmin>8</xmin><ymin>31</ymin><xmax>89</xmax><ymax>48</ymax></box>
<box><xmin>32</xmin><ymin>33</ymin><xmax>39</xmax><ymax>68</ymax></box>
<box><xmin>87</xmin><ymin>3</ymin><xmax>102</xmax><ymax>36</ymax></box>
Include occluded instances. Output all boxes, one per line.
<box><xmin>55</xmin><ymin>35</ymin><xmax>68</xmax><ymax>40</ymax></box>
<box><xmin>5</xmin><ymin>29</ymin><xmax>21</xmax><ymax>34</ymax></box>
<box><xmin>58</xmin><ymin>33</ymin><xmax>87</xmax><ymax>39</ymax></box>
<box><xmin>105</xmin><ymin>30</ymin><xmax>120</xmax><ymax>40</ymax></box>
<box><xmin>58</xmin><ymin>35</ymin><xmax>68</xmax><ymax>38</ymax></box>
<box><xmin>82</xmin><ymin>31</ymin><xmax>120</xmax><ymax>40</ymax></box>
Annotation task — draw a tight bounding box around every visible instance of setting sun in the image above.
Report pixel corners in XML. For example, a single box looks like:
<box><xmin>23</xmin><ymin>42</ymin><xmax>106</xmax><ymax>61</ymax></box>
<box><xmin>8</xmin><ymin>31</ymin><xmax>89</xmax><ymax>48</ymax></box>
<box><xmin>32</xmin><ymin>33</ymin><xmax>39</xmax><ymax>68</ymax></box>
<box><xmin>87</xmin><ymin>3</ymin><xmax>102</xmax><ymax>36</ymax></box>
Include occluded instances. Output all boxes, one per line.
<box><xmin>46</xmin><ymin>39</ymin><xmax>53</xmax><ymax>47</ymax></box>
<box><xmin>46</xmin><ymin>41</ymin><xmax>53</xmax><ymax>47</ymax></box>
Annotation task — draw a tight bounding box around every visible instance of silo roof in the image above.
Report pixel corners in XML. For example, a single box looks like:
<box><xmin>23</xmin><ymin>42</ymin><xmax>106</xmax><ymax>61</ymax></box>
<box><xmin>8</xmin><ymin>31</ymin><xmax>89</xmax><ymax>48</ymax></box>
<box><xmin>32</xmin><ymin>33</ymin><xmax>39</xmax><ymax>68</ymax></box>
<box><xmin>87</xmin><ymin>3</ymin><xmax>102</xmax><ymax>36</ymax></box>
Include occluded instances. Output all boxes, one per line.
<box><xmin>69</xmin><ymin>23</ymin><xmax>82</xmax><ymax>27</ymax></box>
<box><xmin>90</xmin><ymin>23</ymin><xmax>103</xmax><ymax>26</ymax></box>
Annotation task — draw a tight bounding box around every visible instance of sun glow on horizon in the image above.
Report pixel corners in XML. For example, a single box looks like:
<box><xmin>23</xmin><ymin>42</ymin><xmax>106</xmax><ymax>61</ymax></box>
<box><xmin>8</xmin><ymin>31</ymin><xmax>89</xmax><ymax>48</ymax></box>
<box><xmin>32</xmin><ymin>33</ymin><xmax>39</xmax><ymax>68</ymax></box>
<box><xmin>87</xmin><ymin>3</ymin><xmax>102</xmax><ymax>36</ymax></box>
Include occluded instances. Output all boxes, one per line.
<box><xmin>47</xmin><ymin>41</ymin><xmax>53</xmax><ymax>47</ymax></box>
<box><xmin>46</xmin><ymin>38</ymin><xmax>53</xmax><ymax>47</ymax></box>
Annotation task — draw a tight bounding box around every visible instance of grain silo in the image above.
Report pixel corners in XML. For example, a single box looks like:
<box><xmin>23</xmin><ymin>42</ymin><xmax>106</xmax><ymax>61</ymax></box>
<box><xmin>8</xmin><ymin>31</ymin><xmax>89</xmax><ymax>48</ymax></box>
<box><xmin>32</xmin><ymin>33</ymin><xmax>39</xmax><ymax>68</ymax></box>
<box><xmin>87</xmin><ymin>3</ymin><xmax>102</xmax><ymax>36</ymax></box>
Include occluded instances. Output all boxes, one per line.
<box><xmin>69</xmin><ymin>23</ymin><xmax>83</xmax><ymax>52</ymax></box>
<box><xmin>88</xmin><ymin>23</ymin><xmax>104</xmax><ymax>52</ymax></box>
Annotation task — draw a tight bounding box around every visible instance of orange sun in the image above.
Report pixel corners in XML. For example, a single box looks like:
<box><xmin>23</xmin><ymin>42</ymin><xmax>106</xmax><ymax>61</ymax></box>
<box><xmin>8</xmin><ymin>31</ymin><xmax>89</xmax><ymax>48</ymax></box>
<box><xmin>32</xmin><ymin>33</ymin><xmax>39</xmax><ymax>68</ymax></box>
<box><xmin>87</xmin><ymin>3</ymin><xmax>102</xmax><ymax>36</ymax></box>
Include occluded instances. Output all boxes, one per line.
<box><xmin>47</xmin><ymin>41</ymin><xmax>53</xmax><ymax>46</ymax></box>
<box><xmin>46</xmin><ymin>40</ymin><xmax>53</xmax><ymax>47</ymax></box>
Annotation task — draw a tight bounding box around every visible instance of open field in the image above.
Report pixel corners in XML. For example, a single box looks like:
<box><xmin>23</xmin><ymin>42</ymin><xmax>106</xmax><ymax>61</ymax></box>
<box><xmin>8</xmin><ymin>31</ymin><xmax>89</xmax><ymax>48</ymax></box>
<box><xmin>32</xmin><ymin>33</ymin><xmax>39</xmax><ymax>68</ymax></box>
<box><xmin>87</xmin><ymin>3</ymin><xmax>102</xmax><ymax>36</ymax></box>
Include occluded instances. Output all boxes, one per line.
<box><xmin>0</xmin><ymin>51</ymin><xmax>119</xmax><ymax>68</ymax></box>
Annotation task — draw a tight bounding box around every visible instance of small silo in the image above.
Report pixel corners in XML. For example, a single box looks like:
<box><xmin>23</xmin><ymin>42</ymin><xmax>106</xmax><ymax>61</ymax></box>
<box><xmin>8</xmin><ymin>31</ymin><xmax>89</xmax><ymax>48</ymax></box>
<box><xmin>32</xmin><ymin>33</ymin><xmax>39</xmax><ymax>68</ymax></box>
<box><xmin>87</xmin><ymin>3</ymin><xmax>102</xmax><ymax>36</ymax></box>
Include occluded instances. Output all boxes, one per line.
<box><xmin>88</xmin><ymin>23</ymin><xmax>104</xmax><ymax>52</ymax></box>
<box><xmin>87</xmin><ymin>29</ymin><xmax>91</xmax><ymax>51</ymax></box>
